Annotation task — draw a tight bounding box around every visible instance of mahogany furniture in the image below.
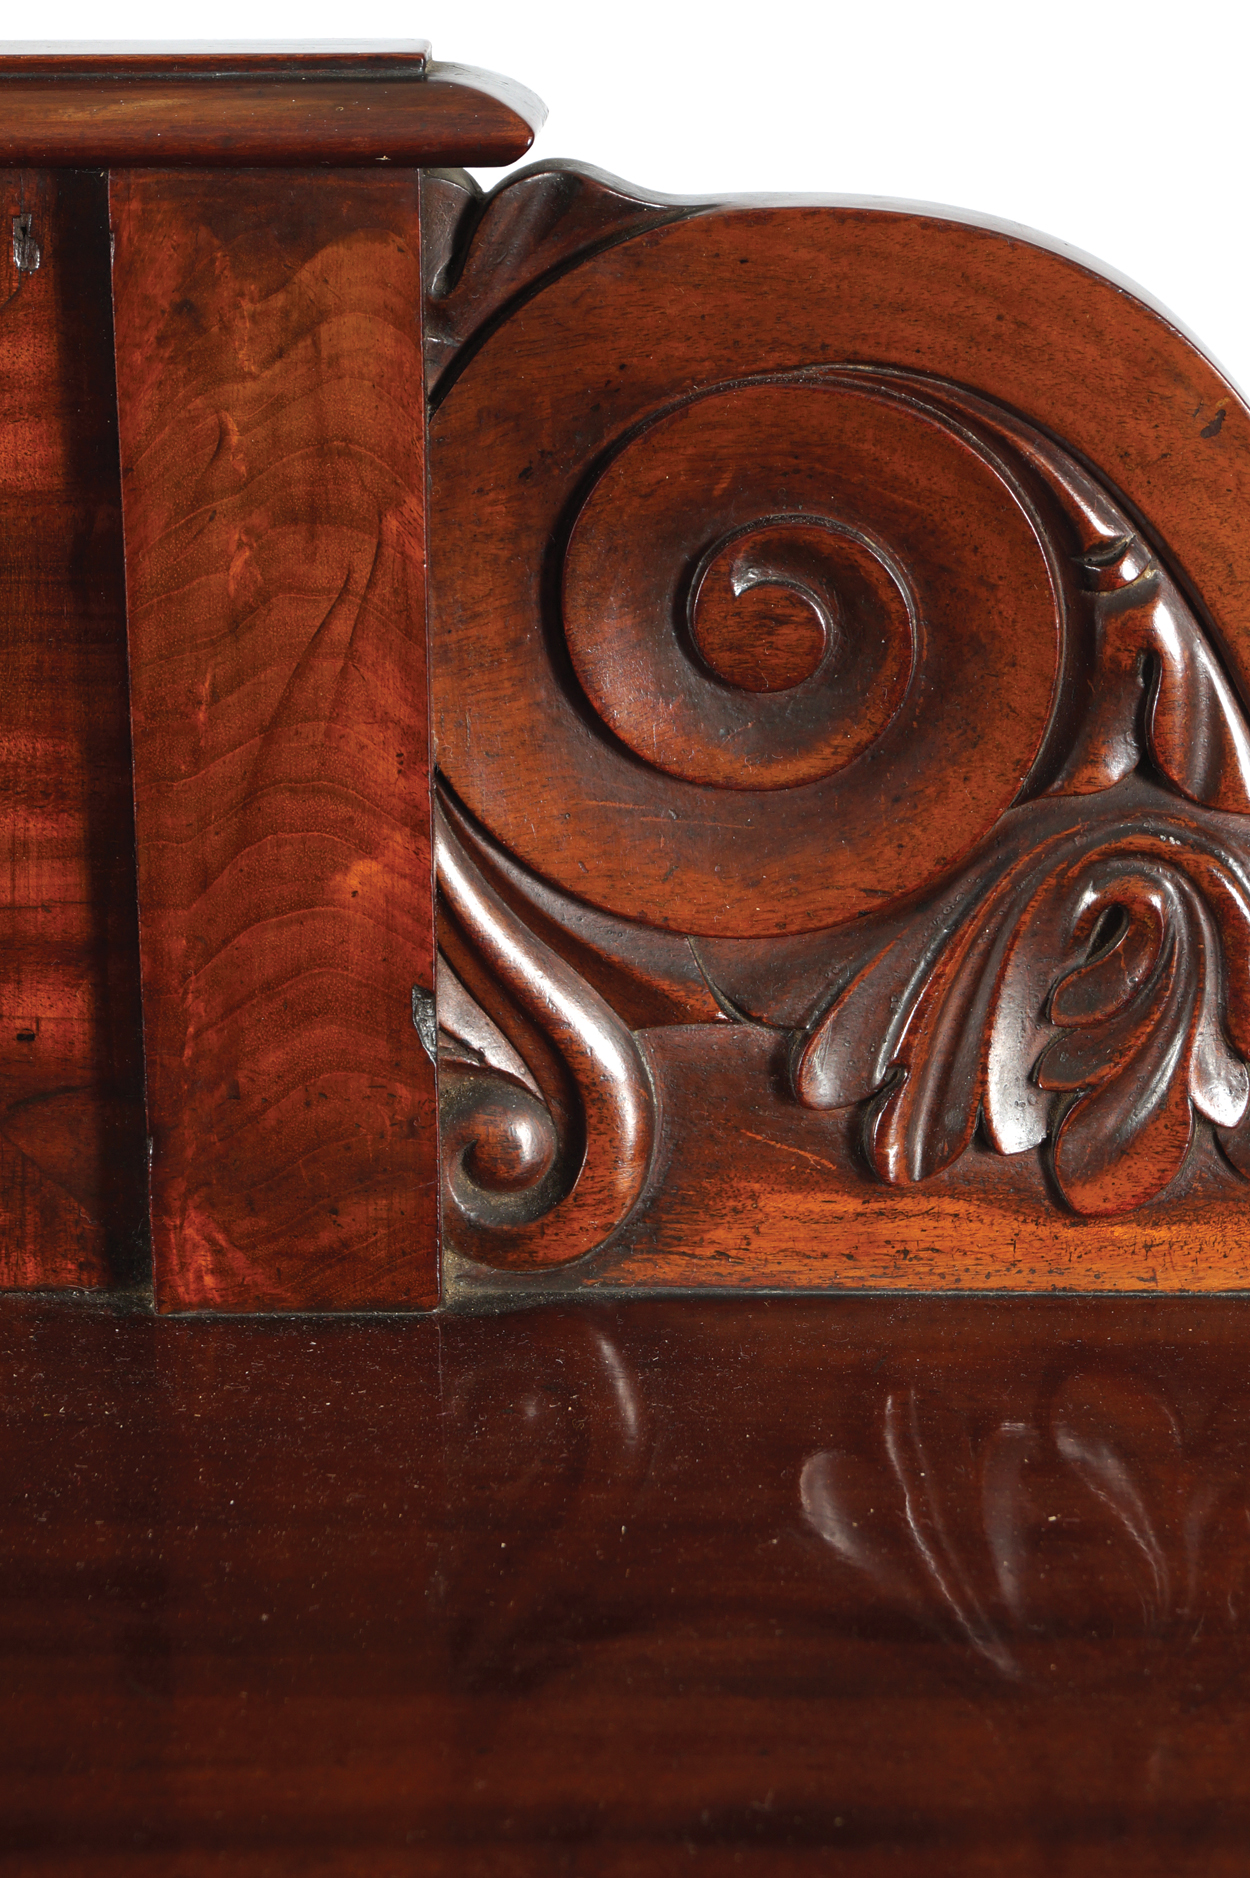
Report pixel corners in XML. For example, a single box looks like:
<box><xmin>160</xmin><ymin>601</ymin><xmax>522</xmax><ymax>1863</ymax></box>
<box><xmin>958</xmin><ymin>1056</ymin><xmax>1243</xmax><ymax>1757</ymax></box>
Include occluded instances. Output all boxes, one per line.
<box><xmin>7</xmin><ymin>49</ymin><xmax>1250</xmax><ymax>1310</ymax></box>
<box><xmin>0</xmin><ymin>43</ymin><xmax>543</xmax><ymax>1312</ymax></box>
<box><xmin>5</xmin><ymin>1291</ymin><xmax>1250</xmax><ymax>1874</ymax></box>
<box><xmin>5</xmin><ymin>48</ymin><xmax>1250</xmax><ymax>1309</ymax></box>
<box><xmin>427</xmin><ymin>171</ymin><xmax>1250</xmax><ymax>1302</ymax></box>
<box><xmin>3</xmin><ymin>48</ymin><xmax>1250</xmax><ymax>1871</ymax></box>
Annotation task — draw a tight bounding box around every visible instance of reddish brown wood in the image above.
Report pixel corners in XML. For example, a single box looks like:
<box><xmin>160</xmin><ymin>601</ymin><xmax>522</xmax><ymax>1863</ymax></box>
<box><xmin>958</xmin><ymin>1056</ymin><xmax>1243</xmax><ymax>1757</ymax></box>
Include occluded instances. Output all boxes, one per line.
<box><xmin>422</xmin><ymin>164</ymin><xmax>692</xmax><ymax>396</ymax></box>
<box><xmin>2</xmin><ymin>1291</ymin><xmax>1250</xmax><ymax>1870</ymax></box>
<box><xmin>428</xmin><ymin>166</ymin><xmax>1250</xmax><ymax>1295</ymax></box>
<box><xmin>111</xmin><ymin>169</ymin><xmax>437</xmax><ymax>1312</ymax></box>
<box><xmin>0</xmin><ymin>169</ymin><xmax>145</xmax><ymax>1291</ymax></box>
<box><xmin>0</xmin><ymin>48</ymin><xmax>544</xmax><ymax>168</ymax></box>
<box><xmin>437</xmin><ymin>797</ymin><xmax>654</xmax><ymax>1269</ymax></box>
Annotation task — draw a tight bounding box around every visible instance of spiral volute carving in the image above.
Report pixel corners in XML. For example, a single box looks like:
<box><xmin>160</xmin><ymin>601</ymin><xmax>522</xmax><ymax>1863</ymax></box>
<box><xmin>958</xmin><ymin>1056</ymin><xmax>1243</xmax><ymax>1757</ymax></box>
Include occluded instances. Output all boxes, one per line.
<box><xmin>436</xmin><ymin>370</ymin><xmax>1071</xmax><ymax>937</ymax></box>
<box><xmin>428</xmin><ymin>189</ymin><xmax>1250</xmax><ymax>1252</ymax></box>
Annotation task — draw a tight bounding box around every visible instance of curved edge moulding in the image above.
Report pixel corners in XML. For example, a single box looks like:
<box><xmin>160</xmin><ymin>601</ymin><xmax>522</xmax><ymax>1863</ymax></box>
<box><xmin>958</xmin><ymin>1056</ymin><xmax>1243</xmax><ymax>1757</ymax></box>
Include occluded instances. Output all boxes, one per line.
<box><xmin>424</xmin><ymin>162</ymin><xmax>1250</xmax><ymax>1301</ymax></box>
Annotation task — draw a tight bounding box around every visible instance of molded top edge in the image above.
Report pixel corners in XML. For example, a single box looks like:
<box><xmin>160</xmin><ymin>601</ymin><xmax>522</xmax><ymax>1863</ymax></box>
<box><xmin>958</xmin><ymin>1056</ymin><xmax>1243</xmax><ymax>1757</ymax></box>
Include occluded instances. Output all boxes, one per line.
<box><xmin>0</xmin><ymin>50</ymin><xmax>545</xmax><ymax>167</ymax></box>
<box><xmin>0</xmin><ymin>41</ymin><xmax>432</xmax><ymax>75</ymax></box>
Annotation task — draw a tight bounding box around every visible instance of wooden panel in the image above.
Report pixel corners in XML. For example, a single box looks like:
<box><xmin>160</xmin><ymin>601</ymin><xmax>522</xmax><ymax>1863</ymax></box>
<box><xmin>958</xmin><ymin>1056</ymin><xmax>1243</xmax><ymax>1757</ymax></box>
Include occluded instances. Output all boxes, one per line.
<box><xmin>0</xmin><ymin>48</ymin><xmax>543</xmax><ymax>168</ymax></box>
<box><xmin>111</xmin><ymin>169</ymin><xmax>437</xmax><ymax>1312</ymax></box>
<box><xmin>0</xmin><ymin>169</ymin><xmax>145</xmax><ymax>1291</ymax></box>
<box><xmin>2</xmin><ymin>1291</ymin><xmax>1250</xmax><ymax>1871</ymax></box>
<box><xmin>426</xmin><ymin>165</ymin><xmax>1250</xmax><ymax>1296</ymax></box>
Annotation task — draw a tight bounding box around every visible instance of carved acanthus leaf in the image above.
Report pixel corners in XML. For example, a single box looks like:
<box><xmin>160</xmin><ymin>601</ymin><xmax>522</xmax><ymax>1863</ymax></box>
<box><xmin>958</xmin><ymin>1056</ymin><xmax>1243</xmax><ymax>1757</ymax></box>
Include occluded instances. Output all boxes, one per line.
<box><xmin>793</xmin><ymin>797</ymin><xmax>1250</xmax><ymax>1216</ymax></box>
<box><xmin>1048</xmin><ymin>535</ymin><xmax>1250</xmax><ymax>813</ymax></box>
<box><xmin>429</xmin><ymin>196</ymin><xmax>1250</xmax><ymax>1240</ymax></box>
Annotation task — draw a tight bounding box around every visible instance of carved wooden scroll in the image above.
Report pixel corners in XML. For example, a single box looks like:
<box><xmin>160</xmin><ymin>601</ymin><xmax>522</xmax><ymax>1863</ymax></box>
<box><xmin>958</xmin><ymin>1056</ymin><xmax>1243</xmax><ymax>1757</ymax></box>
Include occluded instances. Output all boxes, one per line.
<box><xmin>426</xmin><ymin>166</ymin><xmax>1250</xmax><ymax>1297</ymax></box>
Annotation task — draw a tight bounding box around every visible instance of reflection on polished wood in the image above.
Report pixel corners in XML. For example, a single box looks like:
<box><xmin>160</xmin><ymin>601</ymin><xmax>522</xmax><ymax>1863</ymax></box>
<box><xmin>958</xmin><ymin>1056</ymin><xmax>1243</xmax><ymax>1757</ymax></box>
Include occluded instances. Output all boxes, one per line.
<box><xmin>3</xmin><ymin>1292</ymin><xmax>1250</xmax><ymax>1871</ymax></box>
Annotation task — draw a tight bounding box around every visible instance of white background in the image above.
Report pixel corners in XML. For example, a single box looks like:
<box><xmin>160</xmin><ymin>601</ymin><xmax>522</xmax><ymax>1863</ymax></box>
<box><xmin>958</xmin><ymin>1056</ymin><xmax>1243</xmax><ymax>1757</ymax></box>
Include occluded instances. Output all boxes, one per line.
<box><xmin>11</xmin><ymin>0</ymin><xmax>1249</xmax><ymax>390</ymax></box>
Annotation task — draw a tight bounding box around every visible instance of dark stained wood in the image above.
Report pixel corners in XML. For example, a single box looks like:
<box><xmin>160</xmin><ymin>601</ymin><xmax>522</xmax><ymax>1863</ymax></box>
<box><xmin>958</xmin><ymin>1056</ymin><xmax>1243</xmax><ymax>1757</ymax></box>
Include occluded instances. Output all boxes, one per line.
<box><xmin>0</xmin><ymin>39</ymin><xmax>432</xmax><ymax>73</ymax></box>
<box><xmin>422</xmin><ymin>163</ymin><xmax>693</xmax><ymax>397</ymax></box>
<box><xmin>111</xmin><ymin>169</ymin><xmax>437</xmax><ymax>1312</ymax></box>
<box><xmin>0</xmin><ymin>49</ymin><xmax>544</xmax><ymax>168</ymax></box>
<box><xmin>3</xmin><ymin>1291</ymin><xmax>1250</xmax><ymax>1871</ymax></box>
<box><xmin>428</xmin><ymin>166</ymin><xmax>1250</xmax><ymax>1292</ymax></box>
<box><xmin>0</xmin><ymin>169</ymin><xmax>145</xmax><ymax>1291</ymax></box>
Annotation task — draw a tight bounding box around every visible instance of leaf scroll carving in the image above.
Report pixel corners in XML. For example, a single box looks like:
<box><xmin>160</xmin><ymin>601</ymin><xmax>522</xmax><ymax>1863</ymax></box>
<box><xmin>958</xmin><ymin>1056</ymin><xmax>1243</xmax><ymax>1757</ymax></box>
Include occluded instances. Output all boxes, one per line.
<box><xmin>954</xmin><ymin>384</ymin><xmax>1250</xmax><ymax>813</ymax></box>
<box><xmin>782</xmin><ymin>381</ymin><xmax>1250</xmax><ymax>1218</ymax></box>
<box><xmin>793</xmin><ymin>802</ymin><xmax>1250</xmax><ymax>1215</ymax></box>
<box><xmin>427</xmin><ymin>173</ymin><xmax>1250</xmax><ymax>1258</ymax></box>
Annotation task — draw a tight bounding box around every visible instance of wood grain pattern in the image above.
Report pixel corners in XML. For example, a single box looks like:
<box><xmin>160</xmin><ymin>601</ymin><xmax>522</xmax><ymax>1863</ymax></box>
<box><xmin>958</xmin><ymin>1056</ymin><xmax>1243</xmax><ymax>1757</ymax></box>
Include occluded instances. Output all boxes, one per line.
<box><xmin>3</xmin><ymin>1292</ymin><xmax>1250</xmax><ymax>1872</ymax></box>
<box><xmin>112</xmin><ymin>170</ymin><xmax>437</xmax><ymax>1312</ymax></box>
<box><xmin>0</xmin><ymin>55</ymin><xmax>544</xmax><ymax>169</ymax></box>
<box><xmin>0</xmin><ymin>169</ymin><xmax>145</xmax><ymax>1292</ymax></box>
<box><xmin>429</xmin><ymin>166</ymin><xmax>1250</xmax><ymax>1294</ymax></box>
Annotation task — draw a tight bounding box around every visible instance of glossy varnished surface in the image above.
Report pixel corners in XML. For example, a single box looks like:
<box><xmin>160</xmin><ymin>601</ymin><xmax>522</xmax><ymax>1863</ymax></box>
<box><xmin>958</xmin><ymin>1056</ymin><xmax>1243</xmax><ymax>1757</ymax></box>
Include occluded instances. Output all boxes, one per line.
<box><xmin>4</xmin><ymin>1293</ymin><xmax>1250</xmax><ymax>1871</ymax></box>
<box><xmin>0</xmin><ymin>49</ymin><xmax>543</xmax><ymax>168</ymax></box>
<box><xmin>428</xmin><ymin>166</ymin><xmax>1250</xmax><ymax>1291</ymax></box>
<box><xmin>0</xmin><ymin>170</ymin><xmax>145</xmax><ymax>1291</ymax></box>
<box><xmin>111</xmin><ymin>170</ymin><xmax>437</xmax><ymax>1312</ymax></box>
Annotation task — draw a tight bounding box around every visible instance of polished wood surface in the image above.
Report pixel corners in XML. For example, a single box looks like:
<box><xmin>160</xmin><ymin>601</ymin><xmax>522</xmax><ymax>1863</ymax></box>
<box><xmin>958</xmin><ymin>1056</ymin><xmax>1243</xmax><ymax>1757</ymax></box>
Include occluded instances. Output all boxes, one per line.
<box><xmin>3</xmin><ymin>1291</ymin><xmax>1250</xmax><ymax>1871</ymax></box>
<box><xmin>0</xmin><ymin>169</ymin><xmax>145</xmax><ymax>1291</ymax></box>
<box><xmin>6</xmin><ymin>63</ymin><xmax>1250</xmax><ymax>1303</ymax></box>
<box><xmin>0</xmin><ymin>48</ymin><xmax>543</xmax><ymax>168</ymax></box>
<box><xmin>0</xmin><ymin>39</ymin><xmax>432</xmax><ymax>71</ymax></box>
<box><xmin>2</xmin><ymin>58</ymin><xmax>1250</xmax><ymax>1866</ymax></box>
<box><xmin>428</xmin><ymin>164</ymin><xmax>1250</xmax><ymax>1294</ymax></box>
<box><xmin>111</xmin><ymin>170</ymin><xmax>437</xmax><ymax>1312</ymax></box>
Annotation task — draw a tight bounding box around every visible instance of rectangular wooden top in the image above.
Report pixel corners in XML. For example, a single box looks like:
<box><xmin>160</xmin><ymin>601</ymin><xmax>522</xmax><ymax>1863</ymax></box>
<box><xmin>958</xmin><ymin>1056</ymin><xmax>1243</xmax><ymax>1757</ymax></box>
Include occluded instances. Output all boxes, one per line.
<box><xmin>0</xmin><ymin>42</ymin><xmax>543</xmax><ymax>166</ymax></box>
<box><xmin>0</xmin><ymin>41</ymin><xmax>432</xmax><ymax>75</ymax></box>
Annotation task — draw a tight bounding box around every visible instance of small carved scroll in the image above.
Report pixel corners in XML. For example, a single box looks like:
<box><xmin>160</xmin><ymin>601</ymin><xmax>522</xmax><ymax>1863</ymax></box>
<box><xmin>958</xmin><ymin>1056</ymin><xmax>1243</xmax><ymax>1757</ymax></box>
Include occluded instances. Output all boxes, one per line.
<box><xmin>426</xmin><ymin>165</ymin><xmax>1250</xmax><ymax>1293</ymax></box>
<box><xmin>436</xmin><ymin>795</ymin><xmax>654</xmax><ymax>1270</ymax></box>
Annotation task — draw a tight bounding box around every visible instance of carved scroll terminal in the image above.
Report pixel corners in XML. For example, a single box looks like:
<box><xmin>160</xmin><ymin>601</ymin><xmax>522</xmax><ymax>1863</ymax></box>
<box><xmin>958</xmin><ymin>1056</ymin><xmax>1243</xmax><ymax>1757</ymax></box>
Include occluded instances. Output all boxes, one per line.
<box><xmin>435</xmin><ymin>795</ymin><xmax>655</xmax><ymax>1269</ymax></box>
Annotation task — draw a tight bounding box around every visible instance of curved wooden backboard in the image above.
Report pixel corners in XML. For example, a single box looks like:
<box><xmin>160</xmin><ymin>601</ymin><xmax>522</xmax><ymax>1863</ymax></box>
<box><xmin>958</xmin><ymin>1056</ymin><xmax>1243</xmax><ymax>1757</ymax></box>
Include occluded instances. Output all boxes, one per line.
<box><xmin>427</xmin><ymin>166</ymin><xmax>1250</xmax><ymax>1297</ymax></box>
